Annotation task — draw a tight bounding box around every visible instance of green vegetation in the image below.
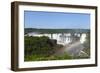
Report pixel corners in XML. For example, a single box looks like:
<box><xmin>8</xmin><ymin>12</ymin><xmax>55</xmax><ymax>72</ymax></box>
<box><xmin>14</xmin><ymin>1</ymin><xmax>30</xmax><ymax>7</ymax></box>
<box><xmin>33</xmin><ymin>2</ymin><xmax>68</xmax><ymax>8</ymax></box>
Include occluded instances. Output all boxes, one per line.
<box><xmin>24</xmin><ymin>36</ymin><xmax>72</xmax><ymax>61</ymax></box>
<box><xmin>25</xmin><ymin>36</ymin><xmax>54</xmax><ymax>56</ymax></box>
<box><xmin>24</xmin><ymin>29</ymin><xmax>90</xmax><ymax>61</ymax></box>
<box><xmin>25</xmin><ymin>53</ymin><xmax>72</xmax><ymax>61</ymax></box>
<box><xmin>25</xmin><ymin>28</ymin><xmax>90</xmax><ymax>34</ymax></box>
<box><xmin>83</xmin><ymin>32</ymin><xmax>90</xmax><ymax>58</ymax></box>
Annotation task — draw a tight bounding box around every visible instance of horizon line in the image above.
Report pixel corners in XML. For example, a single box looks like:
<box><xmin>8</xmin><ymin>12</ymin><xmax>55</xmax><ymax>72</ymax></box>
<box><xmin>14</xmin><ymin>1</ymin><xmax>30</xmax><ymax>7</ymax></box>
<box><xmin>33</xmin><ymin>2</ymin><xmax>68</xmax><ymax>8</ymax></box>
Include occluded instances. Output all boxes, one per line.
<box><xmin>24</xmin><ymin>27</ymin><xmax>90</xmax><ymax>29</ymax></box>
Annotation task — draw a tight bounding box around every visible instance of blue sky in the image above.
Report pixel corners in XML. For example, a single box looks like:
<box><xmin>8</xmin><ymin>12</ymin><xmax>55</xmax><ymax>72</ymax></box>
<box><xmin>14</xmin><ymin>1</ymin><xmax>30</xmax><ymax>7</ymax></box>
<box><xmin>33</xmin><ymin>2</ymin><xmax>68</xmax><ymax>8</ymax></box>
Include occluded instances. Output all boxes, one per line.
<box><xmin>24</xmin><ymin>11</ymin><xmax>90</xmax><ymax>29</ymax></box>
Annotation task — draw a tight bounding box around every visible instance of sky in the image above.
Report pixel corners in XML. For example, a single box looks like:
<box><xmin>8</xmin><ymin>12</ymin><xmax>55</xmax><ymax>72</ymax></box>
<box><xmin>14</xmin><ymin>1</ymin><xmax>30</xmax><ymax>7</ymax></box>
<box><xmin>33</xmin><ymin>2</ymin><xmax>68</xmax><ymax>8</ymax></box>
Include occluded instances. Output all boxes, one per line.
<box><xmin>24</xmin><ymin>11</ymin><xmax>90</xmax><ymax>29</ymax></box>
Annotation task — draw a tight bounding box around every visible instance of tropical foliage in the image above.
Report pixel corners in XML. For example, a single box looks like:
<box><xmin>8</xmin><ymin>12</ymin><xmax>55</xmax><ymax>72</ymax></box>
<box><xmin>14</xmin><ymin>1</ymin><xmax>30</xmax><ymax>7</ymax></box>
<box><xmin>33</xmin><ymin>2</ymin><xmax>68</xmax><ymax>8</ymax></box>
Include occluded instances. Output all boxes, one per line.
<box><xmin>24</xmin><ymin>36</ymin><xmax>72</xmax><ymax>61</ymax></box>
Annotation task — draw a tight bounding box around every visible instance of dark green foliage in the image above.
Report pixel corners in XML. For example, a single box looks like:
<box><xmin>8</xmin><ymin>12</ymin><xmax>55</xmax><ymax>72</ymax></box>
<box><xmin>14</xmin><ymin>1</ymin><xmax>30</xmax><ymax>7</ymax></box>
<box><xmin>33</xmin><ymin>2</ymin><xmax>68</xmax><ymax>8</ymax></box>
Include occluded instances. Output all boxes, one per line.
<box><xmin>25</xmin><ymin>36</ymin><xmax>55</xmax><ymax>56</ymax></box>
<box><xmin>24</xmin><ymin>36</ymin><xmax>72</xmax><ymax>61</ymax></box>
<box><xmin>25</xmin><ymin>53</ymin><xmax>72</xmax><ymax>61</ymax></box>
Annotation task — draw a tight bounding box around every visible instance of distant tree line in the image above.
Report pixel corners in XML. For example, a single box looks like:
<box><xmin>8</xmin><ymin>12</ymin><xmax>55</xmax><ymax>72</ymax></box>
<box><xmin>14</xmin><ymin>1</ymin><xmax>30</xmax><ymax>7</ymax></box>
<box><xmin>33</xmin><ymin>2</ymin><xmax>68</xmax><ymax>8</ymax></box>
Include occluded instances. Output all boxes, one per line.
<box><xmin>25</xmin><ymin>28</ymin><xmax>90</xmax><ymax>34</ymax></box>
